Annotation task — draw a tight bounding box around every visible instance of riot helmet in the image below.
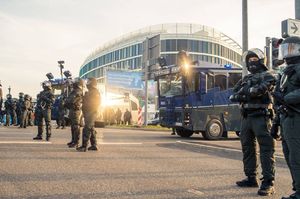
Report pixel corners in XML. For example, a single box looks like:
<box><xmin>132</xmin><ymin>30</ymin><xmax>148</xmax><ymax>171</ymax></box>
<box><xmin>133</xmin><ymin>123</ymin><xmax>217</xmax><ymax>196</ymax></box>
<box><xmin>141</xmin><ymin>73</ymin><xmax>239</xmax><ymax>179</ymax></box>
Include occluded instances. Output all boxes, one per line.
<box><xmin>72</xmin><ymin>78</ymin><xmax>84</xmax><ymax>90</ymax></box>
<box><xmin>19</xmin><ymin>92</ymin><xmax>24</xmax><ymax>98</ymax></box>
<box><xmin>279</xmin><ymin>36</ymin><xmax>300</xmax><ymax>65</ymax></box>
<box><xmin>242</xmin><ymin>48</ymin><xmax>267</xmax><ymax>73</ymax></box>
<box><xmin>86</xmin><ymin>78</ymin><xmax>97</xmax><ymax>89</ymax></box>
<box><xmin>24</xmin><ymin>94</ymin><xmax>30</xmax><ymax>100</ymax></box>
<box><xmin>6</xmin><ymin>94</ymin><xmax>12</xmax><ymax>99</ymax></box>
<box><xmin>42</xmin><ymin>81</ymin><xmax>52</xmax><ymax>90</ymax></box>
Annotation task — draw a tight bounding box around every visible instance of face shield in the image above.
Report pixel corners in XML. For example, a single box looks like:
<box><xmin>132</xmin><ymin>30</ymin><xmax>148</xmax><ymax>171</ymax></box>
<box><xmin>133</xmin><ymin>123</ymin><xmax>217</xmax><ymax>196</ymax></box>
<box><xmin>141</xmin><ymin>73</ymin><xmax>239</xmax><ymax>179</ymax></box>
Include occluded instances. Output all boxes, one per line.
<box><xmin>278</xmin><ymin>42</ymin><xmax>300</xmax><ymax>60</ymax></box>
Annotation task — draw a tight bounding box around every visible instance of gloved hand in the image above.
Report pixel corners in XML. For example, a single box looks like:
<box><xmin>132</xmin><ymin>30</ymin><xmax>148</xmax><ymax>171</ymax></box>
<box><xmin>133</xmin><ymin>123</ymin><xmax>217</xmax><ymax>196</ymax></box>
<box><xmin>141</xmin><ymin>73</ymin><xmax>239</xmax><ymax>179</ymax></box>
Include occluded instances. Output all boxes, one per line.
<box><xmin>272</xmin><ymin>91</ymin><xmax>284</xmax><ymax>102</ymax></box>
<box><xmin>249</xmin><ymin>87</ymin><xmax>259</xmax><ymax>97</ymax></box>
<box><xmin>270</xmin><ymin>124</ymin><xmax>281</xmax><ymax>141</ymax></box>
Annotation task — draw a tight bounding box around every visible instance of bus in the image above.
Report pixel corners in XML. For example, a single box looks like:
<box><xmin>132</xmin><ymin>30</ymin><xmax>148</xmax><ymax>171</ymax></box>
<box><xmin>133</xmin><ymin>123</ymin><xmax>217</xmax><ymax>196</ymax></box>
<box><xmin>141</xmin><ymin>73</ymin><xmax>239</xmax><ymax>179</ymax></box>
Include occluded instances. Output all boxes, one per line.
<box><xmin>154</xmin><ymin>61</ymin><xmax>242</xmax><ymax>140</ymax></box>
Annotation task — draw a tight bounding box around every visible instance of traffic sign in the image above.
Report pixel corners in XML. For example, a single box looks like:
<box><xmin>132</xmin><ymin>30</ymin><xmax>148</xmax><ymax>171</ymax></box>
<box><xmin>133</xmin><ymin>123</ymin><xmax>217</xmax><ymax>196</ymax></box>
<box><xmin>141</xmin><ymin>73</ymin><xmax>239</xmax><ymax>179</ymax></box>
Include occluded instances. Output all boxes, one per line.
<box><xmin>282</xmin><ymin>18</ymin><xmax>300</xmax><ymax>38</ymax></box>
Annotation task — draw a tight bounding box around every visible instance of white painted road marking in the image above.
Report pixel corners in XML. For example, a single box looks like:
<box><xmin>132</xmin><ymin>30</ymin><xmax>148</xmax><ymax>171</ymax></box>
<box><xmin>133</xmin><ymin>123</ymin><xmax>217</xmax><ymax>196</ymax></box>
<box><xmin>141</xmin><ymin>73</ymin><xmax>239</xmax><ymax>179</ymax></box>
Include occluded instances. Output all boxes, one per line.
<box><xmin>0</xmin><ymin>141</ymin><xmax>52</xmax><ymax>144</ymax></box>
<box><xmin>177</xmin><ymin>141</ymin><xmax>285</xmax><ymax>159</ymax></box>
<box><xmin>99</xmin><ymin>142</ymin><xmax>143</xmax><ymax>145</ymax></box>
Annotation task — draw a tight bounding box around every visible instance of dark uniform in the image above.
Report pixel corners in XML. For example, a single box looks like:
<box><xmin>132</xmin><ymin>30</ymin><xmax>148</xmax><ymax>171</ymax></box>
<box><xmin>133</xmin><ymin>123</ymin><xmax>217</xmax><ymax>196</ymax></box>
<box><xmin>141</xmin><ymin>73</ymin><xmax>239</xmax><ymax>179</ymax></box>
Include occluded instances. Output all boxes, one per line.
<box><xmin>16</xmin><ymin>92</ymin><xmax>24</xmax><ymax>125</ymax></box>
<box><xmin>4</xmin><ymin>94</ymin><xmax>17</xmax><ymax>126</ymax></box>
<box><xmin>230</xmin><ymin>48</ymin><xmax>276</xmax><ymax>196</ymax></box>
<box><xmin>33</xmin><ymin>81</ymin><xmax>54</xmax><ymax>141</ymax></box>
<box><xmin>19</xmin><ymin>94</ymin><xmax>31</xmax><ymax>128</ymax></box>
<box><xmin>274</xmin><ymin>36</ymin><xmax>300</xmax><ymax>199</ymax></box>
<box><xmin>65</xmin><ymin>80</ymin><xmax>83</xmax><ymax>148</ymax></box>
<box><xmin>77</xmin><ymin>78</ymin><xmax>101</xmax><ymax>152</ymax></box>
<box><xmin>56</xmin><ymin>94</ymin><xmax>67</xmax><ymax>129</ymax></box>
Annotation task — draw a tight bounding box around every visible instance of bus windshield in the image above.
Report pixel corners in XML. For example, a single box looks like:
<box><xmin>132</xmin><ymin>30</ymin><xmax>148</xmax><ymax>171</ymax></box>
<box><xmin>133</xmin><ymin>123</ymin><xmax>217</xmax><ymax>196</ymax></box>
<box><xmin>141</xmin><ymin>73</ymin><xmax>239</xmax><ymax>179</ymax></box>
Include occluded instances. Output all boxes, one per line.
<box><xmin>159</xmin><ymin>74</ymin><xmax>182</xmax><ymax>97</ymax></box>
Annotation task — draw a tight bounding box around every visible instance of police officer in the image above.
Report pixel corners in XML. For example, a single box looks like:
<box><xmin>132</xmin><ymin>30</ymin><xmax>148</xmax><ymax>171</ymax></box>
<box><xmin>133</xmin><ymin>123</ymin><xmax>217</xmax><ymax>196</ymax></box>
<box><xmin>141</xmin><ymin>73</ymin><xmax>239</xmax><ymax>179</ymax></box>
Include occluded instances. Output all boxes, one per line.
<box><xmin>19</xmin><ymin>94</ymin><xmax>31</xmax><ymax>128</ymax></box>
<box><xmin>33</xmin><ymin>81</ymin><xmax>54</xmax><ymax>141</ymax></box>
<box><xmin>65</xmin><ymin>79</ymin><xmax>83</xmax><ymax>148</ymax></box>
<box><xmin>4</xmin><ymin>94</ymin><xmax>17</xmax><ymax>126</ymax></box>
<box><xmin>230</xmin><ymin>48</ymin><xmax>276</xmax><ymax>196</ymax></box>
<box><xmin>56</xmin><ymin>94</ymin><xmax>66</xmax><ymax>129</ymax></box>
<box><xmin>77</xmin><ymin>78</ymin><xmax>101</xmax><ymax>152</ymax></box>
<box><xmin>273</xmin><ymin>36</ymin><xmax>300</xmax><ymax>199</ymax></box>
<box><xmin>16</xmin><ymin>92</ymin><xmax>24</xmax><ymax>125</ymax></box>
<box><xmin>27</xmin><ymin>96</ymin><xmax>34</xmax><ymax>126</ymax></box>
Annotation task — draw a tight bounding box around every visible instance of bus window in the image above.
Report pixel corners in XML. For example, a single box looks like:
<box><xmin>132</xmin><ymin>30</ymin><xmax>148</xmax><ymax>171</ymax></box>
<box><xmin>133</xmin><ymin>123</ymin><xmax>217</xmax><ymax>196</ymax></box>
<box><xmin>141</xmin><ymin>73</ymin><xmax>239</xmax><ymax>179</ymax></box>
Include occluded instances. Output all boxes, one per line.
<box><xmin>215</xmin><ymin>74</ymin><xmax>227</xmax><ymax>91</ymax></box>
<box><xmin>228</xmin><ymin>73</ymin><xmax>242</xmax><ymax>88</ymax></box>
<box><xmin>207</xmin><ymin>73</ymin><xmax>214</xmax><ymax>90</ymax></box>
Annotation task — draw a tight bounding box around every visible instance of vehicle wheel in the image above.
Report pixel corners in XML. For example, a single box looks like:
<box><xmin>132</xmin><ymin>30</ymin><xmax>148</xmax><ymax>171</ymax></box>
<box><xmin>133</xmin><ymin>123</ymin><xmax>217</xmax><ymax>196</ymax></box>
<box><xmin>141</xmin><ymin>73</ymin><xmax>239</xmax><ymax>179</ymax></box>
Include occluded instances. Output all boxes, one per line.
<box><xmin>202</xmin><ymin>119</ymin><xmax>223</xmax><ymax>140</ymax></box>
<box><xmin>176</xmin><ymin>128</ymin><xmax>194</xmax><ymax>138</ymax></box>
<box><xmin>235</xmin><ymin>131</ymin><xmax>240</xmax><ymax>137</ymax></box>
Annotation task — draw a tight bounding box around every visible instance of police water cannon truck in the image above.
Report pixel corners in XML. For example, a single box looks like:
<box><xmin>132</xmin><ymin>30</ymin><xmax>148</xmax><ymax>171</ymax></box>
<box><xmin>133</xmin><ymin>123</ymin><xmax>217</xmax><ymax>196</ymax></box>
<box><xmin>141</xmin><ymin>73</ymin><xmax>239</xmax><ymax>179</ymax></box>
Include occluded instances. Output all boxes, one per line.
<box><xmin>154</xmin><ymin>51</ymin><xmax>242</xmax><ymax>140</ymax></box>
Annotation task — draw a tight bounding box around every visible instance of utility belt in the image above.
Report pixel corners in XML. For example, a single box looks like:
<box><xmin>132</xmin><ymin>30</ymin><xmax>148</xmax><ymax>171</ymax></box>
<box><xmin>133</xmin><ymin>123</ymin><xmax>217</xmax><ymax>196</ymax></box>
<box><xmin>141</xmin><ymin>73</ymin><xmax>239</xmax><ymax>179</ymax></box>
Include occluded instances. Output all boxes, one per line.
<box><xmin>241</xmin><ymin>108</ymin><xmax>273</xmax><ymax>119</ymax></box>
<box><xmin>240</xmin><ymin>103</ymin><xmax>270</xmax><ymax>109</ymax></box>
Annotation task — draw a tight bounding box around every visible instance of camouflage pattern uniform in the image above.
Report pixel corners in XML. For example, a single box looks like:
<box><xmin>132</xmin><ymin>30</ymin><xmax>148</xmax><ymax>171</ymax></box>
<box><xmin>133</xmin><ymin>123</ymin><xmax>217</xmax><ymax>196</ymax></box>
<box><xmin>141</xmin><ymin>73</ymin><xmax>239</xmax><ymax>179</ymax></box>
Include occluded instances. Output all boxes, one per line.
<box><xmin>19</xmin><ymin>94</ymin><xmax>31</xmax><ymax>128</ymax></box>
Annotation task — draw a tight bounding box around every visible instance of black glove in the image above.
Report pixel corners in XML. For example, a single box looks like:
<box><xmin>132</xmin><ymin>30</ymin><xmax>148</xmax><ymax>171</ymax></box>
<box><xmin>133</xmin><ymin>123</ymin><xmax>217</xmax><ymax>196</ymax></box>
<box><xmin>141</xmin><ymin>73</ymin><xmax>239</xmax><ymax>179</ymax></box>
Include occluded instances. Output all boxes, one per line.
<box><xmin>270</xmin><ymin>123</ymin><xmax>281</xmax><ymax>141</ymax></box>
<box><xmin>272</xmin><ymin>91</ymin><xmax>284</xmax><ymax>102</ymax></box>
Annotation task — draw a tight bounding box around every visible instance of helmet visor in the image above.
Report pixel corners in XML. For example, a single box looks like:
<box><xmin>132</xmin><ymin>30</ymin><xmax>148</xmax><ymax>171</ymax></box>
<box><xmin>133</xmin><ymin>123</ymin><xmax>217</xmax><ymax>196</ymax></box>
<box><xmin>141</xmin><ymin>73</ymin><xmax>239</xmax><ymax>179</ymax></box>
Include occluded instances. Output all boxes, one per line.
<box><xmin>279</xmin><ymin>43</ymin><xmax>300</xmax><ymax>60</ymax></box>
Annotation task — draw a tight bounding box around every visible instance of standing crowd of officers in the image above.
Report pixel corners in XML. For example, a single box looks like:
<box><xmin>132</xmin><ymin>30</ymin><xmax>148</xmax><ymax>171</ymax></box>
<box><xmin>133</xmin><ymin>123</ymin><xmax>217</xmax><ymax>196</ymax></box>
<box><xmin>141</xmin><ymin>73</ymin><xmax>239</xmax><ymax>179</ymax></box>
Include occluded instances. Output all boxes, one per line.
<box><xmin>230</xmin><ymin>36</ymin><xmax>300</xmax><ymax>199</ymax></box>
<box><xmin>0</xmin><ymin>91</ymin><xmax>34</xmax><ymax>128</ymax></box>
<box><xmin>31</xmin><ymin>77</ymin><xmax>101</xmax><ymax>152</ymax></box>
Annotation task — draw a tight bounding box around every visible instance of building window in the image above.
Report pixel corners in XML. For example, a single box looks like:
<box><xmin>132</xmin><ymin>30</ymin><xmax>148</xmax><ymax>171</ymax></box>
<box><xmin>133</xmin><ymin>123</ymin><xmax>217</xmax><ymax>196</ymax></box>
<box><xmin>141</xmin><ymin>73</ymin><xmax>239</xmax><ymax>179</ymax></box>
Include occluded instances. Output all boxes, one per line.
<box><xmin>166</xmin><ymin>39</ymin><xmax>176</xmax><ymax>51</ymax></box>
<box><xmin>177</xmin><ymin>39</ymin><xmax>188</xmax><ymax>51</ymax></box>
<box><xmin>161</xmin><ymin>40</ymin><xmax>166</xmax><ymax>52</ymax></box>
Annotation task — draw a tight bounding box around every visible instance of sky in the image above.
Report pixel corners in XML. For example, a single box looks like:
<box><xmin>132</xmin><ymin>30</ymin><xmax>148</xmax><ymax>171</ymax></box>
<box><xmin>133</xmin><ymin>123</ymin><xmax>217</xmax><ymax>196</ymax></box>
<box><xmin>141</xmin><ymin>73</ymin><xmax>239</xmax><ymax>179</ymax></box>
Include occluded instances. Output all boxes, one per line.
<box><xmin>0</xmin><ymin>0</ymin><xmax>295</xmax><ymax>97</ymax></box>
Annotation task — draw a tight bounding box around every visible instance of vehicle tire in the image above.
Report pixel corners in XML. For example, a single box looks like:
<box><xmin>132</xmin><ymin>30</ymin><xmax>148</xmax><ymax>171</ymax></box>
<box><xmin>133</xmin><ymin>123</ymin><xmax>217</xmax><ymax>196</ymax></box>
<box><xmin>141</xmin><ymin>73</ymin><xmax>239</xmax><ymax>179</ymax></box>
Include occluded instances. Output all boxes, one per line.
<box><xmin>235</xmin><ymin>131</ymin><xmax>240</xmax><ymax>137</ymax></box>
<box><xmin>176</xmin><ymin>128</ymin><xmax>194</xmax><ymax>138</ymax></box>
<box><xmin>202</xmin><ymin>119</ymin><xmax>223</xmax><ymax>140</ymax></box>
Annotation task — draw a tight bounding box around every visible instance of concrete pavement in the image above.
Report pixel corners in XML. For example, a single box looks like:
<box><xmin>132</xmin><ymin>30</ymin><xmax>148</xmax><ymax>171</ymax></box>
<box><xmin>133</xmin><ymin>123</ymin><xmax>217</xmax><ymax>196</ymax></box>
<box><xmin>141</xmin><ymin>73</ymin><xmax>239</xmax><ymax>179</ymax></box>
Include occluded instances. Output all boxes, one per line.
<box><xmin>0</xmin><ymin>125</ymin><xmax>294</xmax><ymax>199</ymax></box>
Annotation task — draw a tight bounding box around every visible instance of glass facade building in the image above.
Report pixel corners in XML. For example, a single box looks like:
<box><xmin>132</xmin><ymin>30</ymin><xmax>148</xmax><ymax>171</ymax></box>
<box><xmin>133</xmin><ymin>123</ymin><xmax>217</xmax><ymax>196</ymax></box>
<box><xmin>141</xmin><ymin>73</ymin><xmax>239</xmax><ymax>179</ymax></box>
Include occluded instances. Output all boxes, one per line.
<box><xmin>79</xmin><ymin>23</ymin><xmax>242</xmax><ymax>82</ymax></box>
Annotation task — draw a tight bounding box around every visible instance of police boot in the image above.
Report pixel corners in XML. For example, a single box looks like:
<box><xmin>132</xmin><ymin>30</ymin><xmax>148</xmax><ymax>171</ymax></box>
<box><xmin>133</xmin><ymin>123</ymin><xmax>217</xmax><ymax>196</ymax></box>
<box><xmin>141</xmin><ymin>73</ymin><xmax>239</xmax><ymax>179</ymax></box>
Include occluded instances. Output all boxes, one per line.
<box><xmin>257</xmin><ymin>179</ymin><xmax>275</xmax><ymax>196</ymax></box>
<box><xmin>68</xmin><ymin>142</ymin><xmax>78</xmax><ymax>148</ymax></box>
<box><xmin>88</xmin><ymin>146</ymin><xmax>98</xmax><ymax>151</ymax></box>
<box><xmin>76</xmin><ymin>145</ymin><xmax>87</xmax><ymax>152</ymax></box>
<box><xmin>33</xmin><ymin>126</ymin><xmax>43</xmax><ymax>140</ymax></box>
<box><xmin>236</xmin><ymin>176</ymin><xmax>259</xmax><ymax>187</ymax></box>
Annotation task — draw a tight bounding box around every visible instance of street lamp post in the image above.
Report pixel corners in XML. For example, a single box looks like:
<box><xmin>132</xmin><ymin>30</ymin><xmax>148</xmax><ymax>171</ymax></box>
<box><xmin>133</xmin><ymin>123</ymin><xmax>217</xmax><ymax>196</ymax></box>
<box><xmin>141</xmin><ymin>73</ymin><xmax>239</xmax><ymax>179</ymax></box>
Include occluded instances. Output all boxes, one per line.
<box><xmin>58</xmin><ymin>60</ymin><xmax>65</xmax><ymax>94</ymax></box>
<box><xmin>242</xmin><ymin>0</ymin><xmax>248</xmax><ymax>77</ymax></box>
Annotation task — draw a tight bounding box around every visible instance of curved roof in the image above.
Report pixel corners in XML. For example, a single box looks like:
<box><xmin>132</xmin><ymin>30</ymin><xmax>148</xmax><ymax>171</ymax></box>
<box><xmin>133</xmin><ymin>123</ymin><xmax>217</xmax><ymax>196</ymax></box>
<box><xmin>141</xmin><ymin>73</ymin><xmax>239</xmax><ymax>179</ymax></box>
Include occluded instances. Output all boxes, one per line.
<box><xmin>82</xmin><ymin>23</ymin><xmax>242</xmax><ymax>67</ymax></box>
